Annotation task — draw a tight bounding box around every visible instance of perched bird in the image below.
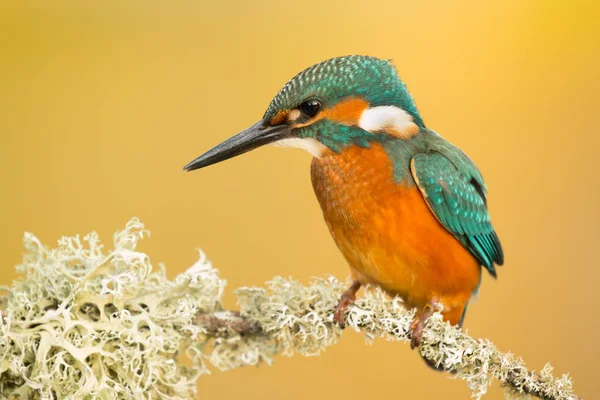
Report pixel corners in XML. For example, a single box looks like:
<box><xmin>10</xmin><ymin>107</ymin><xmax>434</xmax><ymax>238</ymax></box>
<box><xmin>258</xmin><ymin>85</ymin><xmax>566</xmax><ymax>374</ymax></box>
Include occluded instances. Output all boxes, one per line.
<box><xmin>184</xmin><ymin>55</ymin><xmax>503</xmax><ymax>352</ymax></box>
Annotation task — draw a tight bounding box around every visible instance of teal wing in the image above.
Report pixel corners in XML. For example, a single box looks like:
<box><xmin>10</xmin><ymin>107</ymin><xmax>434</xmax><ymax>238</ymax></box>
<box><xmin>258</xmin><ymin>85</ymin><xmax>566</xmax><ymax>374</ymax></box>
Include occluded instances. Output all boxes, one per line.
<box><xmin>410</xmin><ymin>151</ymin><xmax>503</xmax><ymax>277</ymax></box>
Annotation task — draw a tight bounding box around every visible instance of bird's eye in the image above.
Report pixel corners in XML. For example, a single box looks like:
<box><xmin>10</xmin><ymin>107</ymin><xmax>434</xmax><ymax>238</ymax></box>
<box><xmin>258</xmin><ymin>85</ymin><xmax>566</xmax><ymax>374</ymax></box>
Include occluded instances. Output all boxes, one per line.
<box><xmin>299</xmin><ymin>99</ymin><xmax>322</xmax><ymax>118</ymax></box>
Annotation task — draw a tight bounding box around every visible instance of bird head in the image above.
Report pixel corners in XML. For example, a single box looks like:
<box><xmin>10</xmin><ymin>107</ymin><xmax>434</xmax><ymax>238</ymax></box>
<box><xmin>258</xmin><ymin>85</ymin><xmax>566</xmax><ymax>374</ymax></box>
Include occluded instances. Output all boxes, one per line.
<box><xmin>184</xmin><ymin>55</ymin><xmax>424</xmax><ymax>172</ymax></box>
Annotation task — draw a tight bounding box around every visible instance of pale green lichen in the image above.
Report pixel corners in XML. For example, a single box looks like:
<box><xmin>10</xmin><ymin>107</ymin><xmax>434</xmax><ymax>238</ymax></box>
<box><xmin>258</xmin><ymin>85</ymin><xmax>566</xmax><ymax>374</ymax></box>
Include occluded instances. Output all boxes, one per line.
<box><xmin>0</xmin><ymin>219</ymin><xmax>580</xmax><ymax>400</ymax></box>
<box><xmin>1</xmin><ymin>219</ymin><xmax>225</xmax><ymax>399</ymax></box>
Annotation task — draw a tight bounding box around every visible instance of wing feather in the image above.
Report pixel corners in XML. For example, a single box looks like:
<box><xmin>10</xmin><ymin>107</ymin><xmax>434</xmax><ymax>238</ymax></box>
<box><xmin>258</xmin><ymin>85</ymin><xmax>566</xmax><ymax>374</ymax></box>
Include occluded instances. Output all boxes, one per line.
<box><xmin>410</xmin><ymin>152</ymin><xmax>503</xmax><ymax>277</ymax></box>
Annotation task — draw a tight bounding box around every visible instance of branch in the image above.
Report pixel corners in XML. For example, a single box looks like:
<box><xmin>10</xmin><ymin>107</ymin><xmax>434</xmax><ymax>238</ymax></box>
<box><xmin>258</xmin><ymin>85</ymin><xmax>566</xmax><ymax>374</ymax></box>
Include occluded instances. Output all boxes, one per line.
<box><xmin>194</xmin><ymin>311</ymin><xmax>262</xmax><ymax>335</ymax></box>
<box><xmin>0</xmin><ymin>218</ymin><xmax>581</xmax><ymax>400</ymax></box>
<box><xmin>187</xmin><ymin>291</ymin><xmax>580</xmax><ymax>400</ymax></box>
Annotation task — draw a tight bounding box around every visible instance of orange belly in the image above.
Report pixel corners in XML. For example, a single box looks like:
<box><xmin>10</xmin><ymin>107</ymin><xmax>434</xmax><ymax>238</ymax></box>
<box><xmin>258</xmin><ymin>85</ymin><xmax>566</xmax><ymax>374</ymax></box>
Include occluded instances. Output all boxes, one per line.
<box><xmin>311</xmin><ymin>144</ymin><xmax>481</xmax><ymax>325</ymax></box>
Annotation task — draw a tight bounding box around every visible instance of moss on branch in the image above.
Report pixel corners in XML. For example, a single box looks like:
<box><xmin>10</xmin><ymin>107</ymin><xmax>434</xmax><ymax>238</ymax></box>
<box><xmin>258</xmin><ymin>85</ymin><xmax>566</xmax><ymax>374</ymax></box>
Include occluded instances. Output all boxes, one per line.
<box><xmin>0</xmin><ymin>219</ymin><xmax>580</xmax><ymax>399</ymax></box>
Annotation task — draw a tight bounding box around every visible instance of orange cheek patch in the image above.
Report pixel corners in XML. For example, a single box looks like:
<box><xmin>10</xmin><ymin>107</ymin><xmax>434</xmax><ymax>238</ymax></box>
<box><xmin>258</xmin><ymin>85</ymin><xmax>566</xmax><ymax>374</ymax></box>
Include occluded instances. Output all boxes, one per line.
<box><xmin>322</xmin><ymin>97</ymin><xmax>370</xmax><ymax>125</ymax></box>
<box><xmin>293</xmin><ymin>97</ymin><xmax>370</xmax><ymax>129</ymax></box>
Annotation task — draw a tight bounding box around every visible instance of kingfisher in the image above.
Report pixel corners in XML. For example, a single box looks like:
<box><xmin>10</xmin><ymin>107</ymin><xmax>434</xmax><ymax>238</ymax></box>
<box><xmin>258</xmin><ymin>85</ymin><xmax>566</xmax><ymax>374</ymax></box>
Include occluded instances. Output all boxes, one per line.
<box><xmin>183</xmin><ymin>55</ymin><xmax>503</xmax><ymax>353</ymax></box>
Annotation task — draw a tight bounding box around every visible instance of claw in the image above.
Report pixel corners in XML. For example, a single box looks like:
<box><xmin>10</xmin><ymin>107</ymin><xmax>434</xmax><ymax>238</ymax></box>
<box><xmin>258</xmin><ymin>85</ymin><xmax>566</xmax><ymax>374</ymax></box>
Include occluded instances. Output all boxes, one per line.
<box><xmin>410</xmin><ymin>301</ymin><xmax>441</xmax><ymax>349</ymax></box>
<box><xmin>333</xmin><ymin>280</ymin><xmax>361</xmax><ymax>329</ymax></box>
<box><xmin>410</xmin><ymin>309</ymin><xmax>431</xmax><ymax>349</ymax></box>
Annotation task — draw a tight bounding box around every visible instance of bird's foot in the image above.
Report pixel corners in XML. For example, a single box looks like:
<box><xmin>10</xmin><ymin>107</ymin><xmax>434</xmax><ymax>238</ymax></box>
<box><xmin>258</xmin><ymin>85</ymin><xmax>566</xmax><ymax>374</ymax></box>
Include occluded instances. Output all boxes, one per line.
<box><xmin>410</xmin><ymin>301</ymin><xmax>442</xmax><ymax>349</ymax></box>
<box><xmin>334</xmin><ymin>280</ymin><xmax>361</xmax><ymax>329</ymax></box>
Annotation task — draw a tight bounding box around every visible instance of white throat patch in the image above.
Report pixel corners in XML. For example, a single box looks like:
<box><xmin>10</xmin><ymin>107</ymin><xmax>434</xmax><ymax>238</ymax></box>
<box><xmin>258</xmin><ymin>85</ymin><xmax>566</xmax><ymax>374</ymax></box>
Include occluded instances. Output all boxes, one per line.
<box><xmin>358</xmin><ymin>106</ymin><xmax>418</xmax><ymax>138</ymax></box>
<box><xmin>271</xmin><ymin>137</ymin><xmax>327</xmax><ymax>158</ymax></box>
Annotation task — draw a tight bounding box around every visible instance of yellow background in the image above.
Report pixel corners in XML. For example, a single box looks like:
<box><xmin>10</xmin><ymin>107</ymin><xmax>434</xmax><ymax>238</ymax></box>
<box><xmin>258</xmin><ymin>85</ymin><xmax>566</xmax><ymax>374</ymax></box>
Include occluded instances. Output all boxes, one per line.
<box><xmin>1</xmin><ymin>1</ymin><xmax>598</xmax><ymax>398</ymax></box>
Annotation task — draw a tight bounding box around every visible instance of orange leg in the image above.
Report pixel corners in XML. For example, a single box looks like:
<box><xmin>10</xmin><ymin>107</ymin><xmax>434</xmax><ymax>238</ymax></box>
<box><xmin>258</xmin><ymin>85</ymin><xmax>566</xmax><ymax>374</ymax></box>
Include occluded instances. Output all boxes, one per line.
<box><xmin>409</xmin><ymin>300</ymin><xmax>443</xmax><ymax>349</ymax></box>
<box><xmin>334</xmin><ymin>280</ymin><xmax>361</xmax><ymax>328</ymax></box>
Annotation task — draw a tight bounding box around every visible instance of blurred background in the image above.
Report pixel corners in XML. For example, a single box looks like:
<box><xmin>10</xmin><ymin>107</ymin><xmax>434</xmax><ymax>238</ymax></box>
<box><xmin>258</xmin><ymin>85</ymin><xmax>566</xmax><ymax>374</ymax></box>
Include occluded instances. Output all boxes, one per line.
<box><xmin>1</xmin><ymin>1</ymin><xmax>598</xmax><ymax>398</ymax></box>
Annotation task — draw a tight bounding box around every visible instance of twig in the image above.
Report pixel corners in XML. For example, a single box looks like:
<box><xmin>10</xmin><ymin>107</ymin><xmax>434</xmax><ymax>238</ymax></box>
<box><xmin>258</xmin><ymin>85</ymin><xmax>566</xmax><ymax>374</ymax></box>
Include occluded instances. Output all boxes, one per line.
<box><xmin>0</xmin><ymin>219</ymin><xmax>582</xmax><ymax>400</ymax></box>
<box><xmin>194</xmin><ymin>311</ymin><xmax>262</xmax><ymax>335</ymax></box>
<box><xmin>505</xmin><ymin>370</ymin><xmax>581</xmax><ymax>400</ymax></box>
<box><xmin>0</xmin><ymin>285</ymin><xmax>583</xmax><ymax>400</ymax></box>
<box><xmin>190</xmin><ymin>286</ymin><xmax>582</xmax><ymax>400</ymax></box>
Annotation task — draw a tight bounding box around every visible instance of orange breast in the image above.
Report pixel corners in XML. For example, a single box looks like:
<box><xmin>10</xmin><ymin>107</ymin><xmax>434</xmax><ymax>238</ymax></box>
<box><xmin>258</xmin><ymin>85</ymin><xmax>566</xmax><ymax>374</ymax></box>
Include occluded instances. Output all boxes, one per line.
<box><xmin>311</xmin><ymin>144</ymin><xmax>480</xmax><ymax>324</ymax></box>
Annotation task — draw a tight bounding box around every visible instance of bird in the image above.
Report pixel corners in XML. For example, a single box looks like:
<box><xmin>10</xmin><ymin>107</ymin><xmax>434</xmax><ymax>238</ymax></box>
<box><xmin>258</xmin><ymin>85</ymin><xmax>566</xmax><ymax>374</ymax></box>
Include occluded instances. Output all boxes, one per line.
<box><xmin>183</xmin><ymin>55</ymin><xmax>503</xmax><ymax>355</ymax></box>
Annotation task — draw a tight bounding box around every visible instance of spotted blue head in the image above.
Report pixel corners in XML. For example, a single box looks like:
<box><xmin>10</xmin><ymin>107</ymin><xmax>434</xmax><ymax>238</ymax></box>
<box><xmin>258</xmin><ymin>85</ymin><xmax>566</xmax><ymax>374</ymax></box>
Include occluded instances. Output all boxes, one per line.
<box><xmin>184</xmin><ymin>55</ymin><xmax>424</xmax><ymax>171</ymax></box>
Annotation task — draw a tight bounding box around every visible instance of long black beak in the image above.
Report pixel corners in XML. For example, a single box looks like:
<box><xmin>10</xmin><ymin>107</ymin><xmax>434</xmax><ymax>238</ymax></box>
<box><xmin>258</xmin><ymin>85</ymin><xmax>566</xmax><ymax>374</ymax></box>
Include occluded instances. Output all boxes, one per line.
<box><xmin>183</xmin><ymin>119</ymin><xmax>293</xmax><ymax>172</ymax></box>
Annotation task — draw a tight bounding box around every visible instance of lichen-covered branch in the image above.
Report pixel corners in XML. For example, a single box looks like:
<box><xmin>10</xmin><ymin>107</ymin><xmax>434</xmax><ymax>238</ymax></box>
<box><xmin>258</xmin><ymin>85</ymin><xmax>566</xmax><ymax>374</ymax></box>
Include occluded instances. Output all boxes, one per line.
<box><xmin>0</xmin><ymin>219</ymin><xmax>580</xmax><ymax>400</ymax></box>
